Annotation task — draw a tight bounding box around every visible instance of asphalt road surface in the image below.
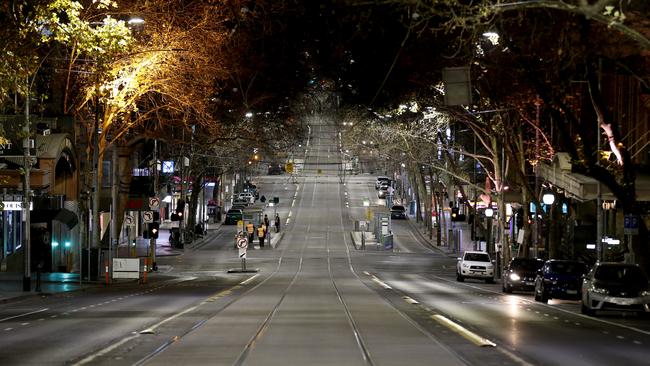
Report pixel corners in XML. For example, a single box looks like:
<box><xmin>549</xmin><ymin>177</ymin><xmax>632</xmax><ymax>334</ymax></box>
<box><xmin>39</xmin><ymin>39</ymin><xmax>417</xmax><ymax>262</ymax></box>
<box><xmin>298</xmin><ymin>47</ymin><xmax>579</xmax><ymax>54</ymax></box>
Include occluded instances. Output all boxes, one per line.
<box><xmin>1</xmin><ymin>117</ymin><xmax>650</xmax><ymax>365</ymax></box>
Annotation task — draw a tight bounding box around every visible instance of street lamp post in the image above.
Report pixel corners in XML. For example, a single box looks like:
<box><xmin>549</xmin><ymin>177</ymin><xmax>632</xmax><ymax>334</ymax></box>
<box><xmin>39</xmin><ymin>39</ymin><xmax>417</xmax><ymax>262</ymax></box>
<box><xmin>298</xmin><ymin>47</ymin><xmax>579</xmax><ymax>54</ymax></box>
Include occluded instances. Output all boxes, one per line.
<box><xmin>22</xmin><ymin>77</ymin><xmax>32</xmax><ymax>292</ymax></box>
<box><xmin>485</xmin><ymin>207</ymin><xmax>494</xmax><ymax>256</ymax></box>
<box><xmin>542</xmin><ymin>193</ymin><xmax>555</xmax><ymax>259</ymax></box>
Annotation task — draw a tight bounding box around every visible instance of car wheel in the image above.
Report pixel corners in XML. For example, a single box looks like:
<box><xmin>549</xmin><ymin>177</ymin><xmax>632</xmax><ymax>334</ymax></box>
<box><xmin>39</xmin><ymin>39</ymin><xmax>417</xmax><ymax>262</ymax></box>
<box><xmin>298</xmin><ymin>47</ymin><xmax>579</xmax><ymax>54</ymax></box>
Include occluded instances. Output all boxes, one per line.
<box><xmin>485</xmin><ymin>277</ymin><xmax>494</xmax><ymax>284</ymax></box>
<box><xmin>503</xmin><ymin>283</ymin><xmax>512</xmax><ymax>294</ymax></box>
<box><xmin>456</xmin><ymin>273</ymin><xmax>464</xmax><ymax>282</ymax></box>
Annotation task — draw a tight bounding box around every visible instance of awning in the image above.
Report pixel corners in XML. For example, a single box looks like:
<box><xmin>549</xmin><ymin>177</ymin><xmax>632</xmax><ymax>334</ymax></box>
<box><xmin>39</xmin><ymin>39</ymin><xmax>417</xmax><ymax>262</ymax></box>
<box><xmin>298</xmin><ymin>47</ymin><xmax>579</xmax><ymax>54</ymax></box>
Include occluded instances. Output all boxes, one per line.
<box><xmin>537</xmin><ymin>153</ymin><xmax>650</xmax><ymax>201</ymax></box>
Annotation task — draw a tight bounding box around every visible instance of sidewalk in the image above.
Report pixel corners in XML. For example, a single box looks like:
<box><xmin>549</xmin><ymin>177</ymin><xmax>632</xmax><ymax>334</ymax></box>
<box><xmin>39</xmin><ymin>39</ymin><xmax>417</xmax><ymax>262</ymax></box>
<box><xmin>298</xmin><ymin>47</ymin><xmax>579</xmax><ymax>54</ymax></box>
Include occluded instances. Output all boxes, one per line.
<box><xmin>0</xmin><ymin>272</ymin><xmax>86</xmax><ymax>303</ymax></box>
<box><xmin>0</xmin><ymin>223</ymin><xmax>225</xmax><ymax>304</ymax></box>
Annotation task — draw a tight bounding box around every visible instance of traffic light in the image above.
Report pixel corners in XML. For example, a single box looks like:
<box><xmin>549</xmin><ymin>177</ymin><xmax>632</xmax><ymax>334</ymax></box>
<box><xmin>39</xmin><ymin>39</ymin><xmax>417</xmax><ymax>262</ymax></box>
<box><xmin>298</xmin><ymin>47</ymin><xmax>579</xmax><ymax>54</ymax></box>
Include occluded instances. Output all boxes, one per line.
<box><xmin>451</xmin><ymin>207</ymin><xmax>465</xmax><ymax>222</ymax></box>
<box><xmin>148</xmin><ymin>222</ymin><xmax>159</xmax><ymax>239</ymax></box>
<box><xmin>171</xmin><ymin>200</ymin><xmax>185</xmax><ymax>221</ymax></box>
<box><xmin>176</xmin><ymin>200</ymin><xmax>185</xmax><ymax>216</ymax></box>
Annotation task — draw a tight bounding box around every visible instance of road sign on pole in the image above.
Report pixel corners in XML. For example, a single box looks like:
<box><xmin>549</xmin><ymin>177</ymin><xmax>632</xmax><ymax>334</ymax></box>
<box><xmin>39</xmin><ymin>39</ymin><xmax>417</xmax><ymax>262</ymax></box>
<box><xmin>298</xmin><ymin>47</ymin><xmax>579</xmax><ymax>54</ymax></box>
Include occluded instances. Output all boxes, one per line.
<box><xmin>149</xmin><ymin>197</ymin><xmax>160</xmax><ymax>210</ymax></box>
<box><xmin>143</xmin><ymin>211</ymin><xmax>154</xmax><ymax>224</ymax></box>
<box><xmin>624</xmin><ymin>214</ymin><xmax>639</xmax><ymax>235</ymax></box>
<box><xmin>237</xmin><ymin>238</ymin><xmax>248</xmax><ymax>249</ymax></box>
<box><xmin>125</xmin><ymin>214</ymin><xmax>135</xmax><ymax>227</ymax></box>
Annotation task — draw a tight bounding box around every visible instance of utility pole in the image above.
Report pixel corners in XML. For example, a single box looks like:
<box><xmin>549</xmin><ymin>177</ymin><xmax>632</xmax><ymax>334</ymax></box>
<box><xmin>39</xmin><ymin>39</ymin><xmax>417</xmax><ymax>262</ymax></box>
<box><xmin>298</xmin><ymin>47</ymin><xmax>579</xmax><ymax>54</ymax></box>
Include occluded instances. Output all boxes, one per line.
<box><xmin>22</xmin><ymin>77</ymin><xmax>32</xmax><ymax>292</ymax></box>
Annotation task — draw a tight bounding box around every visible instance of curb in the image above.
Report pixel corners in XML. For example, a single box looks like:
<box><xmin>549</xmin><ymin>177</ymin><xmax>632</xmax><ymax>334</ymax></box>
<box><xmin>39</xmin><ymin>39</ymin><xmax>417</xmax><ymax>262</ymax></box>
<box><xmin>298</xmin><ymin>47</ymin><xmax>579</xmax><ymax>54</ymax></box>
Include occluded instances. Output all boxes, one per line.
<box><xmin>405</xmin><ymin>219</ymin><xmax>456</xmax><ymax>257</ymax></box>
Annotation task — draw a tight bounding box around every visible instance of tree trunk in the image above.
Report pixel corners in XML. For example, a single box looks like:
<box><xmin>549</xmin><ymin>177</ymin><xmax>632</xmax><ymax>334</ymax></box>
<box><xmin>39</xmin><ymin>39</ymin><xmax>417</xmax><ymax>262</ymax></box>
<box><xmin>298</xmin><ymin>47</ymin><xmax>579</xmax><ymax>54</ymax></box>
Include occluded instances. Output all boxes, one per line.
<box><xmin>188</xmin><ymin>173</ymin><xmax>204</xmax><ymax>236</ymax></box>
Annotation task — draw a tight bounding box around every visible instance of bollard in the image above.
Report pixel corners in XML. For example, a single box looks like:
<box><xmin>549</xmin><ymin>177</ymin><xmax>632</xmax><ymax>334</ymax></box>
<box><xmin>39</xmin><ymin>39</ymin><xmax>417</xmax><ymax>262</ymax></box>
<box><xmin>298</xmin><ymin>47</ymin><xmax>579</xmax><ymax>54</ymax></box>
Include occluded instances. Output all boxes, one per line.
<box><xmin>142</xmin><ymin>258</ymin><xmax>148</xmax><ymax>284</ymax></box>
<box><xmin>105</xmin><ymin>259</ymin><xmax>110</xmax><ymax>285</ymax></box>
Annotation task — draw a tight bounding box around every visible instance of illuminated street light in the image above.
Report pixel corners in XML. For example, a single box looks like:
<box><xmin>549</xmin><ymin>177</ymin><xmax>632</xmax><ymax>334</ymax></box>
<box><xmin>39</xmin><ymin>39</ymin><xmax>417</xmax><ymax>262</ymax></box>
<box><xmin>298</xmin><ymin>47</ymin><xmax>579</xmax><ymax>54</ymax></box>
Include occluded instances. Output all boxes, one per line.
<box><xmin>542</xmin><ymin>193</ymin><xmax>555</xmax><ymax>205</ymax></box>
<box><xmin>245</xmin><ymin>112</ymin><xmax>253</xmax><ymax>118</ymax></box>
<box><xmin>128</xmin><ymin>17</ymin><xmax>145</xmax><ymax>25</ymax></box>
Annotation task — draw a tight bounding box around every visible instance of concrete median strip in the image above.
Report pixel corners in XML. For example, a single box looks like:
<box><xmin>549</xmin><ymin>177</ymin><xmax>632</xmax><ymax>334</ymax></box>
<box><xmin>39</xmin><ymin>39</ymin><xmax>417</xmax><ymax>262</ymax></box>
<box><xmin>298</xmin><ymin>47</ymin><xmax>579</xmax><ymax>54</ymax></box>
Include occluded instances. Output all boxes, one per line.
<box><xmin>431</xmin><ymin>314</ymin><xmax>496</xmax><ymax>347</ymax></box>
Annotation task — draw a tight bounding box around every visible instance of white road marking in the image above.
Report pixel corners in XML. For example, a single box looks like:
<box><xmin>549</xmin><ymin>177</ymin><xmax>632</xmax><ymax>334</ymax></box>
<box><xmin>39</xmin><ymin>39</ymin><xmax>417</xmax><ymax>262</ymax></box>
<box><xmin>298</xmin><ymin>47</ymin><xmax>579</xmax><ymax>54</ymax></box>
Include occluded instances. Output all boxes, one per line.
<box><xmin>240</xmin><ymin>274</ymin><xmax>259</xmax><ymax>285</ymax></box>
<box><xmin>431</xmin><ymin>314</ymin><xmax>496</xmax><ymax>347</ymax></box>
<box><xmin>74</xmin><ymin>301</ymin><xmax>203</xmax><ymax>365</ymax></box>
<box><xmin>0</xmin><ymin>308</ymin><xmax>49</xmax><ymax>323</ymax></box>
<box><xmin>402</xmin><ymin>296</ymin><xmax>419</xmax><ymax>304</ymax></box>
<box><xmin>370</xmin><ymin>275</ymin><xmax>392</xmax><ymax>289</ymax></box>
<box><xmin>429</xmin><ymin>273</ymin><xmax>650</xmax><ymax>336</ymax></box>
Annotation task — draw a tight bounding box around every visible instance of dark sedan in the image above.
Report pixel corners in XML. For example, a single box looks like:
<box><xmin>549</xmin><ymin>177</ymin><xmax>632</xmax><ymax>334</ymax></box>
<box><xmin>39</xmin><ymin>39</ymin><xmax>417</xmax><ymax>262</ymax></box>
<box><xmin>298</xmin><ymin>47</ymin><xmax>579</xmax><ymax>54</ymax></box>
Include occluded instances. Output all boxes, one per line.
<box><xmin>390</xmin><ymin>205</ymin><xmax>407</xmax><ymax>219</ymax></box>
<box><xmin>534</xmin><ymin>259</ymin><xmax>588</xmax><ymax>303</ymax></box>
<box><xmin>224</xmin><ymin>209</ymin><xmax>243</xmax><ymax>225</ymax></box>
<box><xmin>502</xmin><ymin>257</ymin><xmax>544</xmax><ymax>293</ymax></box>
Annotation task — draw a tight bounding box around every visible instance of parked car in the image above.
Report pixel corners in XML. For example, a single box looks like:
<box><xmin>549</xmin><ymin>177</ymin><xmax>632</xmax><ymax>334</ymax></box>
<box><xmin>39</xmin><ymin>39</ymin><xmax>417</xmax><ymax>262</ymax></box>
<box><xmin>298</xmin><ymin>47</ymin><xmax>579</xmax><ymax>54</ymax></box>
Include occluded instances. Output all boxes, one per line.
<box><xmin>268</xmin><ymin>163</ymin><xmax>284</xmax><ymax>175</ymax></box>
<box><xmin>502</xmin><ymin>258</ymin><xmax>544</xmax><ymax>293</ymax></box>
<box><xmin>377</xmin><ymin>186</ymin><xmax>389</xmax><ymax>198</ymax></box>
<box><xmin>375</xmin><ymin>176</ymin><xmax>390</xmax><ymax>189</ymax></box>
<box><xmin>224</xmin><ymin>209</ymin><xmax>243</xmax><ymax>225</ymax></box>
<box><xmin>232</xmin><ymin>198</ymin><xmax>250</xmax><ymax>207</ymax></box>
<box><xmin>456</xmin><ymin>251</ymin><xmax>495</xmax><ymax>283</ymax></box>
<box><xmin>238</xmin><ymin>192</ymin><xmax>255</xmax><ymax>203</ymax></box>
<box><xmin>581</xmin><ymin>262</ymin><xmax>650</xmax><ymax>316</ymax></box>
<box><xmin>534</xmin><ymin>259</ymin><xmax>588</xmax><ymax>303</ymax></box>
<box><xmin>390</xmin><ymin>205</ymin><xmax>407</xmax><ymax>219</ymax></box>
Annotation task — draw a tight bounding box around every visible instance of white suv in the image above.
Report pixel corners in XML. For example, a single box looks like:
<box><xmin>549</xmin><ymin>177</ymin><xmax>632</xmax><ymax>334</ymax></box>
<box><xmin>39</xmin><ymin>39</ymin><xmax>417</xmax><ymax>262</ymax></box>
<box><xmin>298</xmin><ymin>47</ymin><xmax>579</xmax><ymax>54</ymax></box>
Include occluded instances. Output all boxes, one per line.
<box><xmin>237</xmin><ymin>192</ymin><xmax>255</xmax><ymax>203</ymax></box>
<box><xmin>456</xmin><ymin>251</ymin><xmax>495</xmax><ymax>283</ymax></box>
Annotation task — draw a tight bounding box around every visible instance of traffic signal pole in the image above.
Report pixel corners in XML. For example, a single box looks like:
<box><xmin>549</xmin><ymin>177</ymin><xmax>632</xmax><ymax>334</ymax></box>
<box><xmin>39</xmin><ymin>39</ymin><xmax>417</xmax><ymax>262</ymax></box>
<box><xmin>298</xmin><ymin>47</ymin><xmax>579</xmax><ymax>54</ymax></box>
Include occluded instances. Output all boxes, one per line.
<box><xmin>150</xmin><ymin>140</ymin><xmax>159</xmax><ymax>271</ymax></box>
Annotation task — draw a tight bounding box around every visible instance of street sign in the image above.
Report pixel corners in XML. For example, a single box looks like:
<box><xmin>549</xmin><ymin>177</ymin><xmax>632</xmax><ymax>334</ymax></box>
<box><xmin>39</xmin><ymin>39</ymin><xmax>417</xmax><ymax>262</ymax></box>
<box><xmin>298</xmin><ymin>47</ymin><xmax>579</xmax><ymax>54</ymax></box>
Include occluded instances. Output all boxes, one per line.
<box><xmin>239</xmin><ymin>248</ymin><xmax>247</xmax><ymax>259</ymax></box>
<box><xmin>143</xmin><ymin>211</ymin><xmax>154</xmax><ymax>224</ymax></box>
<box><xmin>125</xmin><ymin>214</ymin><xmax>135</xmax><ymax>227</ymax></box>
<box><xmin>624</xmin><ymin>214</ymin><xmax>639</xmax><ymax>235</ymax></box>
<box><xmin>285</xmin><ymin>162</ymin><xmax>294</xmax><ymax>173</ymax></box>
<box><xmin>237</xmin><ymin>238</ymin><xmax>248</xmax><ymax>249</ymax></box>
<box><xmin>149</xmin><ymin>197</ymin><xmax>160</xmax><ymax>210</ymax></box>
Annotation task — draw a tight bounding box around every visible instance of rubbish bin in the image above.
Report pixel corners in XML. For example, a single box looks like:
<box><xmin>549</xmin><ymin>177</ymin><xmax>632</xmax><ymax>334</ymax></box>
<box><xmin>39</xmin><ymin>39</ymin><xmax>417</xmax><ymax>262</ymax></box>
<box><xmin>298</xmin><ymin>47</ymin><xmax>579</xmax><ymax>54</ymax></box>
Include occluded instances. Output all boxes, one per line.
<box><xmin>383</xmin><ymin>234</ymin><xmax>393</xmax><ymax>250</ymax></box>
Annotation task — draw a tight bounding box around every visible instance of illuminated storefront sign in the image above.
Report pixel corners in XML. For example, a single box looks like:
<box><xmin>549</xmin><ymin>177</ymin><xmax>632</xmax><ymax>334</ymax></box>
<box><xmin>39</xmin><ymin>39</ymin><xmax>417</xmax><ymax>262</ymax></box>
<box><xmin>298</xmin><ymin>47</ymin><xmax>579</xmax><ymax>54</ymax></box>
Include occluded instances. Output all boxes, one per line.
<box><xmin>1</xmin><ymin>201</ymin><xmax>33</xmax><ymax>211</ymax></box>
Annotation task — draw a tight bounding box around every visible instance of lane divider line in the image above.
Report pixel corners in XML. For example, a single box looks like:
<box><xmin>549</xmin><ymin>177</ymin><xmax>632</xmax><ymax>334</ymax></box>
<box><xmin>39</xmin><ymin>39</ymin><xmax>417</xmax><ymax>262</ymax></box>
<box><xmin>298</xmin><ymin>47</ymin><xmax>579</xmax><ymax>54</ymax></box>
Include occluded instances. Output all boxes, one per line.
<box><xmin>240</xmin><ymin>274</ymin><xmax>259</xmax><ymax>285</ymax></box>
<box><xmin>431</xmin><ymin>314</ymin><xmax>496</xmax><ymax>347</ymax></box>
<box><xmin>0</xmin><ymin>308</ymin><xmax>49</xmax><ymax>323</ymax></box>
